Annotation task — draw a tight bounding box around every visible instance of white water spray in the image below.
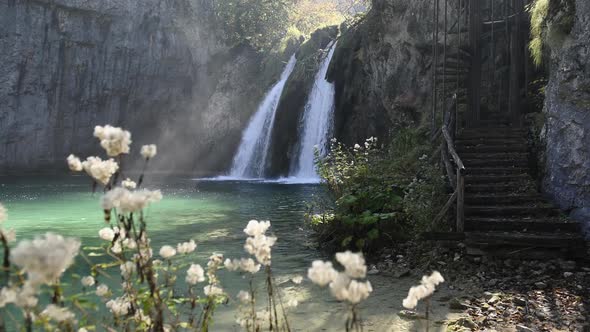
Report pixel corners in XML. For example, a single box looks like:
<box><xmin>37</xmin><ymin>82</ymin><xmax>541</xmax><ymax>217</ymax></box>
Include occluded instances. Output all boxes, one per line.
<box><xmin>290</xmin><ymin>42</ymin><xmax>337</xmax><ymax>180</ymax></box>
<box><xmin>229</xmin><ymin>55</ymin><xmax>297</xmax><ymax>179</ymax></box>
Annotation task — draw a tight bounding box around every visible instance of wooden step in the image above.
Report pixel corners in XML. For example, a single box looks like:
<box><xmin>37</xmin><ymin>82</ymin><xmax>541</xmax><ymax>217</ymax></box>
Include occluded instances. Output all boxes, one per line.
<box><xmin>460</xmin><ymin>152</ymin><xmax>528</xmax><ymax>160</ymax></box>
<box><xmin>465</xmin><ymin>182</ymin><xmax>532</xmax><ymax>193</ymax></box>
<box><xmin>460</xmin><ymin>131</ymin><xmax>526</xmax><ymax>139</ymax></box>
<box><xmin>465</xmin><ymin>231</ymin><xmax>586</xmax><ymax>249</ymax></box>
<box><xmin>464</xmin><ymin>167</ymin><xmax>529</xmax><ymax>175</ymax></box>
<box><xmin>464</xmin><ymin>174</ymin><xmax>531</xmax><ymax>184</ymax></box>
<box><xmin>463</xmin><ymin>158</ymin><xmax>528</xmax><ymax>168</ymax></box>
<box><xmin>465</xmin><ymin>194</ymin><xmax>543</xmax><ymax>205</ymax></box>
<box><xmin>465</xmin><ymin>205</ymin><xmax>561</xmax><ymax>217</ymax></box>
<box><xmin>456</xmin><ymin>137</ymin><xmax>528</xmax><ymax>145</ymax></box>
<box><xmin>465</xmin><ymin>217</ymin><xmax>580</xmax><ymax>232</ymax></box>
<box><xmin>457</xmin><ymin>144</ymin><xmax>528</xmax><ymax>153</ymax></box>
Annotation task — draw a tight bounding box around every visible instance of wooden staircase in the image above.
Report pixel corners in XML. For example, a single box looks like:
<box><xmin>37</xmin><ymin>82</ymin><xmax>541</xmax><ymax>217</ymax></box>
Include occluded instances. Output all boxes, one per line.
<box><xmin>455</xmin><ymin>117</ymin><xmax>586</xmax><ymax>258</ymax></box>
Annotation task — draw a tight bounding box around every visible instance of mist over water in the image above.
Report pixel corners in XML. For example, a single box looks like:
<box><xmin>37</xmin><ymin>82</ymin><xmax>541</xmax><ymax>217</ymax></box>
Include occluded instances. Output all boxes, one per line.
<box><xmin>290</xmin><ymin>42</ymin><xmax>337</xmax><ymax>180</ymax></box>
<box><xmin>229</xmin><ymin>55</ymin><xmax>297</xmax><ymax>179</ymax></box>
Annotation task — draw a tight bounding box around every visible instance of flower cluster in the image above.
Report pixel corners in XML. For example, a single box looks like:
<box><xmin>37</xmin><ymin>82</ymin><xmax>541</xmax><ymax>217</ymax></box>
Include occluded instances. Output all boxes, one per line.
<box><xmin>224</xmin><ymin>258</ymin><xmax>261</xmax><ymax>274</ymax></box>
<box><xmin>177</xmin><ymin>240</ymin><xmax>197</xmax><ymax>254</ymax></box>
<box><xmin>41</xmin><ymin>304</ymin><xmax>76</xmax><ymax>322</ymax></box>
<box><xmin>101</xmin><ymin>187</ymin><xmax>162</xmax><ymax>214</ymax></box>
<box><xmin>402</xmin><ymin>271</ymin><xmax>445</xmax><ymax>309</ymax></box>
<box><xmin>308</xmin><ymin>251</ymin><xmax>373</xmax><ymax>304</ymax></box>
<box><xmin>0</xmin><ymin>203</ymin><xmax>6</xmax><ymax>223</ymax></box>
<box><xmin>0</xmin><ymin>203</ymin><xmax>16</xmax><ymax>245</ymax></box>
<box><xmin>94</xmin><ymin>125</ymin><xmax>132</xmax><ymax>157</ymax></box>
<box><xmin>11</xmin><ymin>232</ymin><xmax>80</xmax><ymax>286</ymax></box>
<box><xmin>140</xmin><ymin>144</ymin><xmax>157</xmax><ymax>159</ymax></box>
<box><xmin>243</xmin><ymin>220</ymin><xmax>276</xmax><ymax>266</ymax></box>
<box><xmin>67</xmin><ymin>154</ymin><xmax>83</xmax><ymax>172</ymax></box>
<box><xmin>186</xmin><ymin>264</ymin><xmax>206</xmax><ymax>285</ymax></box>
<box><xmin>81</xmin><ymin>156</ymin><xmax>119</xmax><ymax>185</ymax></box>
<box><xmin>122</xmin><ymin>178</ymin><xmax>137</xmax><ymax>189</ymax></box>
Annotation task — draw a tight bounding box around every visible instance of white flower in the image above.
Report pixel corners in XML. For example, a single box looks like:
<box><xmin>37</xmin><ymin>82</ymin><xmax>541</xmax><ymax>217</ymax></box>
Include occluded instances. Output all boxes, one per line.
<box><xmin>307</xmin><ymin>260</ymin><xmax>338</xmax><ymax>286</ymax></box>
<box><xmin>81</xmin><ymin>156</ymin><xmax>119</xmax><ymax>185</ymax></box>
<box><xmin>67</xmin><ymin>154</ymin><xmax>83</xmax><ymax>172</ymax></box>
<box><xmin>94</xmin><ymin>125</ymin><xmax>132</xmax><ymax>157</ymax></box>
<box><xmin>354</xmin><ymin>144</ymin><xmax>361</xmax><ymax>150</ymax></box>
<box><xmin>141</xmin><ymin>144</ymin><xmax>157</xmax><ymax>159</ymax></box>
<box><xmin>120</xmin><ymin>261</ymin><xmax>136</xmax><ymax>279</ymax></box>
<box><xmin>237</xmin><ymin>290</ymin><xmax>251</xmax><ymax>304</ymax></box>
<box><xmin>102</xmin><ymin>187</ymin><xmax>162</xmax><ymax>214</ymax></box>
<box><xmin>244</xmin><ymin>235</ymin><xmax>276</xmax><ymax>266</ymax></box>
<box><xmin>96</xmin><ymin>284</ymin><xmax>109</xmax><ymax>297</ymax></box>
<box><xmin>98</xmin><ymin>228</ymin><xmax>115</xmax><ymax>241</ymax></box>
<box><xmin>335</xmin><ymin>251</ymin><xmax>367</xmax><ymax>278</ymax></box>
<box><xmin>329</xmin><ymin>272</ymin><xmax>351</xmax><ymax>301</ymax></box>
<box><xmin>402</xmin><ymin>271</ymin><xmax>445</xmax><ymax>309</ymax></box>
<box><xmin>41</xmin><ymin>304</ymin><xmax>76</xmax><ymax>322</ymax></box>
<box><xmin>0</xmin><ymin>203</ymin><xmax>6</xmax><ymax>223</ymax></box>
<box><xmin>122</xmin><ymin>178</ymin><xmax>137</xmax><ymax>189</ymax></box>
<box><xmin>186</xmin><ymin>264</ymin><xmax>205</xmax><ymax>285</ymax></box>
<box><xmin>1</xmin><ymin>229</ymin><xmax>16</xmax><ymax>243</ymax></box>
<box><xmin>177</xmin><ymin>240</ymin><xmax>197</xmax><ymax>254</ymax></box>
<box><xmin>106</xmin><ymin>295</ymin><xmax>131</xmax><ymax>316</ymax></box>
<box><xmin>122</xmin><ymin>238</ymin><xmax>137</xmax><ymax>249</ymax></box>
<box><xmin>344</xmin><ymin>280</ymin><xmax>373</xmax><ymax>304</ymax></box>
<box><xmin>291</xmin><ymin>275</ymin><xmax>303</xmax><ymax>284</ymax></box>
<box><xmin>81</xmin><ymin>276</ymin><xmax>95</xmax><ymax>287</ymax></box>
<box><xmin>0</xmin><ymin>287</ymin><xmax>16</xmax><ymax>308</ymax></box>
<box><xmin>134</xmin><ymin>308</ymin><xmax>151</xmax><ymax>326</ymax></box>
<box><xmin>329</xmin><ymin>273</ymin><xmax>372</xmax><ymax>304</ymax></box>
<box><xmin>111</xmin><ymin>241</ymin><xmax>122</xmax><ymax>254</ymax></box>
<box><xmin>159</xmin><ymin>245</ymin><xmax>176</xmax><ymax>259</ymax></box>
<box><xmin>204</xmin><ymin>285</ymin><xmax>223</xmax><ymax>297</ymax></box>
<box><xmin>11</xmin><ymin>233</ymin><xmax>80</xmax><ymax>286</ymax></box>
<box><xmin>287</xmin><ymin>299</ymin><xmax>299</xmax><ymax>307</ymax></box>
<box><xmin>224</xmin><ymin>258</ymin><xmax>261</xmax><ymax>274</ymax></box>
<box><xmin>243</xmin><ymin>220</ymin><xmax>271</xmax><ymax>237</ymax></box>
<box><xmin>14</xmin><ymin>284</ymin><xmax>38</xmax><ymax>308</ymax></box>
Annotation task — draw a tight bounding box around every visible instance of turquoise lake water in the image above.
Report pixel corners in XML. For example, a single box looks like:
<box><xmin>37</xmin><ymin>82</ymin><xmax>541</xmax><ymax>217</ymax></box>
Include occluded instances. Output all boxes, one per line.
<box><xmin>0</xmin><ymin>175</ymin><xmax>447</xmax><ymax>331</ymax></box>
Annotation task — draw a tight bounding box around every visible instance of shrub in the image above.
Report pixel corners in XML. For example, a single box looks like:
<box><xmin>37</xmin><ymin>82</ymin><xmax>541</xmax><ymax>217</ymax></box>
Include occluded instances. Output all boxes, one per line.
<box><xmin>309</xmin><ymin>129</ymin><xmax>446</xmax><ymax>253</ymax></box>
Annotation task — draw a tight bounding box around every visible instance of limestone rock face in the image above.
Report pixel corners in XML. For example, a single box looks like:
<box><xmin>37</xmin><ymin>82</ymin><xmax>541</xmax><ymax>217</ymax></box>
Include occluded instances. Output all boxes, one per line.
<box><xmin>328</xmin><ymin>0</ymin><xmax>437</xmax><ymax>146</ymax></box>
<box><xmin>0</xmin><ymin>0</ymin><xmax>268</xmax><ymax>175</ymax></box>
<box><xmin>543</xmin><ymin>0</ymin><xmax>590</xmax><ymax>228</ymax></box>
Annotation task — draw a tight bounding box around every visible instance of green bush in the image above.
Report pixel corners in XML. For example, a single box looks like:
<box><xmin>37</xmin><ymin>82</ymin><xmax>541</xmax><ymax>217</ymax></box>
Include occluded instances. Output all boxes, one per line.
<box><xmin>308</xmin><ymin>129</ymin><xmax>446</xmax><ymax>253</ymax></box>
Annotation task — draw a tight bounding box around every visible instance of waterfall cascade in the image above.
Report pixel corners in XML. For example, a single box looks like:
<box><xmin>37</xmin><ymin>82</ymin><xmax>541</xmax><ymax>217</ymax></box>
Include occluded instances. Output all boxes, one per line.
<box><xmin>289</xmin><ymin>42</ymin><xmax>337</xmax><ymax>181</ymax></box>
<box><xmin>228</xmin><ymin>55</ymin><xmax>297</xmax><ymax>179</ymax></box>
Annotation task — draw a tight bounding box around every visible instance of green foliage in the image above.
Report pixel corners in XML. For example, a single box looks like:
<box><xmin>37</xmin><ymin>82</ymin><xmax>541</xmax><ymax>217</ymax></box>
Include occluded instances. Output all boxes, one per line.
<box><xmin>528</xmin><ymin>0</ymin><xmax>550</xmax><ymax>67</ymax></box>
<box><xmin>211</xmin><ymin>0</ymin><xmax>293</xmax><ymax>52</ymax></box>
<box><xmin>309</xmin><ymin>129</ymin><xmax>446</xmax><ymax>253</ymax></box>
<box><xmin>289</xmin><ymin>0</ymin><xmax>345</xmax><ymax>37</ymax></box>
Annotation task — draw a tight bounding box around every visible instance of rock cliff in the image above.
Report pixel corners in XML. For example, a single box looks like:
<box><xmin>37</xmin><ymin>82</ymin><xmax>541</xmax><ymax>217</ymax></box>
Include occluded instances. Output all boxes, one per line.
<box><xmin>542</xmin><ymin>0</ymin><xmax>590</xmax><ymax>229</ymax></box>
<box><xmin>0</xmin><ymin>0</ymin><xmax>275</xmax><ymax>175</ymax></box>
<box><xmin>328</xmin><ymin>0</ymin><xmax>437</xmax><ymax>146</ymax></box>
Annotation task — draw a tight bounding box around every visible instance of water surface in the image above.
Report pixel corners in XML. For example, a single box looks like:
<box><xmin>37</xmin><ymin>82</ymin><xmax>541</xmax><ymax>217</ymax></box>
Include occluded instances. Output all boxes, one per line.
<box><xmin>0</xmin><ymin>176</ymin><xmax>456</xmax><ymax>331</ymax></box>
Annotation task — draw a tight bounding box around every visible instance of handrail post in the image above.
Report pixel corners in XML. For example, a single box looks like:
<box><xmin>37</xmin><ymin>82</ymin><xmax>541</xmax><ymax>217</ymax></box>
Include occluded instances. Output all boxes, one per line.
<box><xmin>456</xmin><ymin>168</ymin><xmax>465</xmax><ymax>232</ymax></box>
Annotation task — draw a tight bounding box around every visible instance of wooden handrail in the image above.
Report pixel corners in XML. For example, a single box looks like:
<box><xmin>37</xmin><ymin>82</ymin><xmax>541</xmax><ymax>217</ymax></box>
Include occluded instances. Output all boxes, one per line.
<box><xmin>442</xmin><ymin>125</ymin><xmax>465</xmax><ymax>171</ymax></box>
<box><xmin>434</xmin><ymin>123</ymin><xmax>466</xmax><ymax>233</ymax></box>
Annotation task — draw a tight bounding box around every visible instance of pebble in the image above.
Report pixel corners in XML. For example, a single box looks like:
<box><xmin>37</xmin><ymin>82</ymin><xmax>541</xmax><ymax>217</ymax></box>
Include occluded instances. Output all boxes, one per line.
<box><xmin>563</xmin><ymin>271</ymin><xmax>574</xmax><ymax>278</ymax></box>
<box><xmin>516</xmin><ymin>325</ymin><xmax>535</xmax><ymax>332</ymax></box>
<box><xmin>534</xmin><ymin>281</ymin><xmax>547</xmax><ymax>289</ymax></box>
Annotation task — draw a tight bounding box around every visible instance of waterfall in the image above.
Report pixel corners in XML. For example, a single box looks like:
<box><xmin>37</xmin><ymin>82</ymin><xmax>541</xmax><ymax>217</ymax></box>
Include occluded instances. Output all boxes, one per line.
<box><xmin>228</xmin><ymin>55</ymin><xmax>297</xmax><ymax>179</ymax></box>
<box><xmin>290</xmin><ymin>42</ymin><xmax>337</xmax><ymax>180</ymax></box>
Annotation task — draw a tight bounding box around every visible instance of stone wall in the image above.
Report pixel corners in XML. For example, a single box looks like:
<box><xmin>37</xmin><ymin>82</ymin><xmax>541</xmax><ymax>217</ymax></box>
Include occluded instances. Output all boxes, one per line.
<box><xmin>542</xmin><ymin>0</ymin><xmax>590</xmax><ymax>230</ymax></box>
